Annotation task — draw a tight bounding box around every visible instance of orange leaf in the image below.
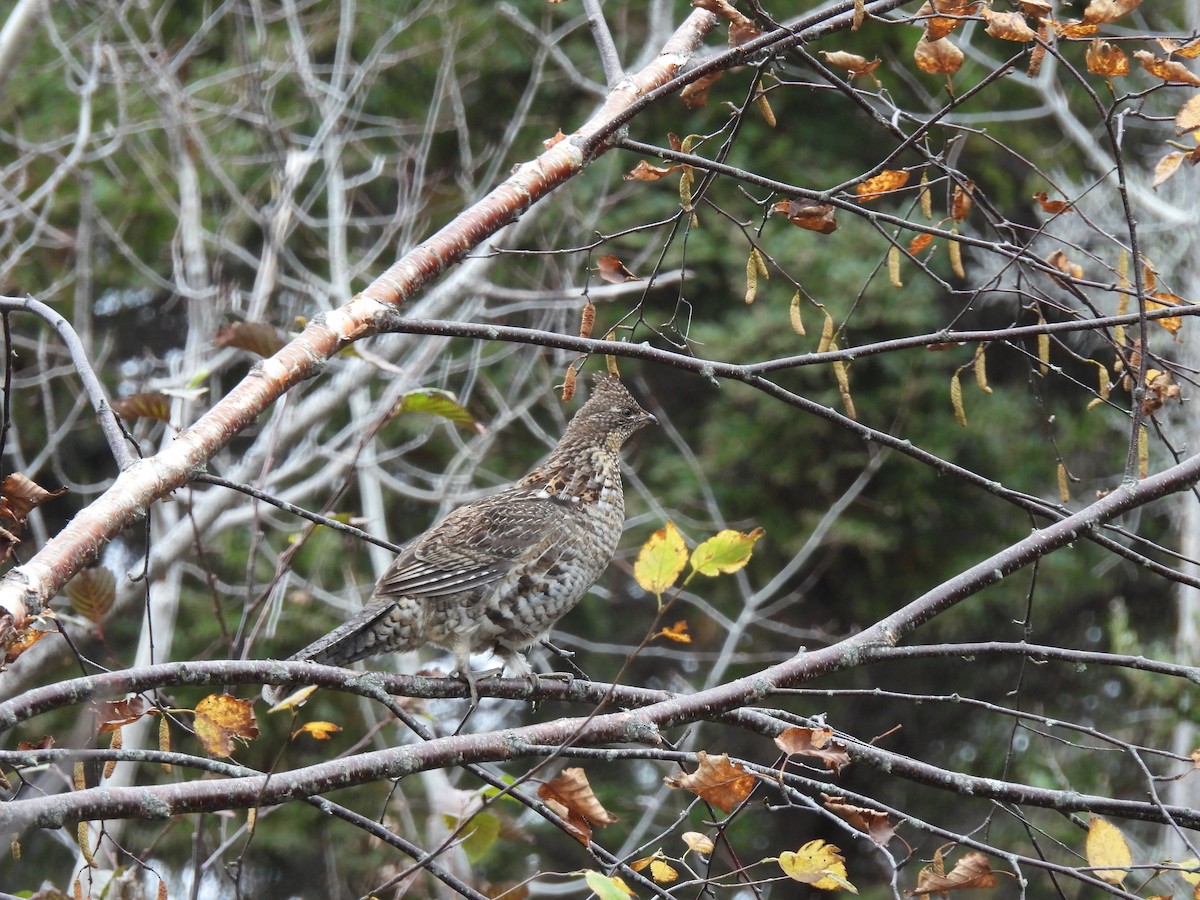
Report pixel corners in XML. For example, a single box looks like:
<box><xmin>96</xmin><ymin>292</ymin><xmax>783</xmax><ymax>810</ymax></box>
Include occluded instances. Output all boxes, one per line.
<box><xmin>1086</xmin><ymin>40</ymin><xmax>1130</xmax><ymax>78</ymax></box>
<box><xmin>914</xmin><ymin>35</ymin><xmax>964</xmax><ymax>74</ymax></box>
<box><xmin>909</xmin><ymin>233</ymin><xmax>935</xmax><ymax>254</ymax></box>
<box><xmin>1134</xmin><ymin>51</ymin><xmax>1200</xmax><ymax>86</ymax></box>
<box><xmin>856</xmin><ymin>170</ymin><xmax>910</xmax><ymax>201</ymax></box>
<box><xmin>654</xmin><ymin>620</ymin><xmax>692</xmax><ymax>643</ymax></box>
<box><xmin>951</xmin><ymin>180</ymin><xmax>974</xmax><ymax>222</ymax></box>
<box><xmin>918</xmin><ymin>0</ymin><xmax>980</xmax><ymax>40</ymax></box>
<box><xmin>664</xmin><ymin>751</ymin><xmax>755</xmax><ymax>813</ymax></box>
<box><xmin>1152</xmin><ymin>151</ymin><xmax>1190</xmax><ymax>188</ymax></box>
<box><xmin>595</xmin><ymin>255</ymin><xmax>641</xmax><ymax>284</ymax></box>
<box><xmin>1033</xmin><ymin>191</ymin><xmax>1072</xmax><ymax>214</ymax></box>
<box><xmin>543</xmin><ymin>129</ymin><xmax>567</xmax><ymax>149</ymax></box>
<box><xmin>1158</xmin><ymin>37</ymin><xmax>1200</xmax><ymax>59</ymax></box>
<box><xmin>292</xmin><ymin>721</ymin><xmax>342</xmax><ymax>741</ymax></box>
<box><xmin>1047</xmin><ymin>249</ymin><xmax>1083</xmax><ymax>280</ymax></box>
<box><xmin>194</xmin><ymin>694</ymin><xmax>259</xmax><ymax>758</ymax></box>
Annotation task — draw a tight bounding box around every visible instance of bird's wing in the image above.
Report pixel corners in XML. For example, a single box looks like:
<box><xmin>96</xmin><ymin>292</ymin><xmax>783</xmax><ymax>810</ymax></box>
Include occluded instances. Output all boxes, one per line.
<box><xmin>373</xmin><ymin>490</ymin><xmax>566</xmax><ymax>599</ymax></box>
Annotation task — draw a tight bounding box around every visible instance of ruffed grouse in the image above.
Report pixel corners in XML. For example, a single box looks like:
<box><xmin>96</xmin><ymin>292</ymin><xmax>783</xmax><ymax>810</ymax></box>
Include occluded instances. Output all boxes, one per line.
<box><xmin>266</xmin><ymin>374</ymin><xmax>654</xmax><ymax>702</ymax></box>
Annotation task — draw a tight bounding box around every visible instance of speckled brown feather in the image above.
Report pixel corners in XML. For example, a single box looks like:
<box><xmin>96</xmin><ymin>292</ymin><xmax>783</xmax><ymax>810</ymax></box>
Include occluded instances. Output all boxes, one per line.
<box><xmin>266</xmin><ymin>374</ymin><xmax>654</xmax><ymax>699</ymax></box>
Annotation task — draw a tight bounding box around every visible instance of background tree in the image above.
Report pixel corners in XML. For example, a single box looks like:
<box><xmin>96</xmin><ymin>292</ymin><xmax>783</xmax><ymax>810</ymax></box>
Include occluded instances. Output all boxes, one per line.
<box><xmin>2</xmin><ymin>0</ymin><xmax>1200</xmax><ymax>897</ymax></box>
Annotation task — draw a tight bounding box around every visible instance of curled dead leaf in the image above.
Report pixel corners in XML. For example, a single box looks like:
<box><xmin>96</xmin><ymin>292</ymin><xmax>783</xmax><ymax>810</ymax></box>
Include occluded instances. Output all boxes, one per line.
<box><xmin>1033</xmin><ymin>191</ymin><xmax>1072</xmax><ymax>214</ymax></box>
<box><xmin>981</xmin><ymin>8</ymin><xmax>1037</xmax><ymax>41</ymax></box>
<box><xmin>538</xmin><ymin>767</ymin><xmax>618</xmax><ymax>846</ymax></box>
<box><xmin>624</xmin><ymin>160</ymin><xmax>680</xmax><ymax>181</ymax></box>
<box><xmin>595</xmin><ymin>255</ymin><xmax>641</xmax><ymax>284</ymax></box>
<box><xmin>681</xmin><ymin>71</ymin><xmax>723</xmax><ymax>108</ymax></box>
<box><xmin>1086</xmin><ymin>40</ymin><xmax>1130</xmax><ymax>78</ymax></box>
<box><xmin>1134</xmin><ymin>51</ymin><xmax>1200</xmax><ymax>86</ymax></box>
<box><xmin>664</xmin><ymin>751</ymin><xmax>756</xmax><ymax>813</ymax></box>
<box><xmin>913</xmin><ymin>849</ymin><xmax>998</xmax><ymax>895</ymax></box>
<box><xmin>914</xmin><ymin>34</ymin><xmax>964</xmax><ymax>74</ymax></box>
<box><xmin>771</xmin><ymin>197</ymin><xmax>838</xmax><ymax>234</ymax></box>
<box><xmin>819</xmin><ymin>50</ymin><xmax>882</xmax><ymax>79</ymax></box>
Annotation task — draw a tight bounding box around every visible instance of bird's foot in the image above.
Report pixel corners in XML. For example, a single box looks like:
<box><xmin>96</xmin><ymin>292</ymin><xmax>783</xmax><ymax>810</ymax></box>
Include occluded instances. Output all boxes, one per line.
<box><xmin>539</xmin><ymin>639</ymin><xmax>587</xmax><ymax>680</ymax></box>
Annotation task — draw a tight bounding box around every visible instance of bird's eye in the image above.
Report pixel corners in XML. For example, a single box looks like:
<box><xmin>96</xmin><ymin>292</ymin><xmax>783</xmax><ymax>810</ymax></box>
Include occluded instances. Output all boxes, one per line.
<box><xmin>618</xmin><ymin>406</ymin><xmax>635</xmax><ymax>417</ymax></box>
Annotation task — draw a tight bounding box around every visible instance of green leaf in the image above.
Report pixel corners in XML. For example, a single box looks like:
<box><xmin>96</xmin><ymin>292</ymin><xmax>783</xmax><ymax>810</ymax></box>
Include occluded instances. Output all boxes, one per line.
<box><xmin>394</xmin><ymin>389</ymin><xmax>482</xmax><ymax>433</ymax></box>
<box><xmin>450</xmin><ymin>811</ymin><xmax>501</xmax><ymax>864</ymax></box>
<box><xmin>583</xmin><ymin>870</ymin><xmax>636</xmax><ymax>898</ymax></box>
<box><xmin>689</xmin><ymin>528</ymin><xmax>764</xmax><ymax>577</ymax></box>
<box><xmin>634</xmin><ymin>521</ymin><xmax>688</xmax><ymax>597</ymax></box>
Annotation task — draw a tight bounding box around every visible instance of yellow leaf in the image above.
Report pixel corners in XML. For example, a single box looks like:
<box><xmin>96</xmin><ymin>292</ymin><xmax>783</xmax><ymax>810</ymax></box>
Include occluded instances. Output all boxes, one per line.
<box><xmin>395</xmin><ymin>389</ymin><xmax>482</xmax><ymax>434</ymax></box>
<box><xmin>682</xmin><ymin>831</ymin><xmax>714</xmax><ymax>855</ymax></box>
<box><xmin>194</xmin><ymin>694</ymin><xmax>259</xmax><ymax>758</ymax></box>
<box><xmin>267</xmin><ymin>684</ymin><xmax>318</xmax><ymax>713</ymax></box>
<box><xmin>778</xmin><ymin>840</ymin><xmax>859</xmax><ymax>892</ymax></box>
<box><xmin>635</xmin><ymin>522</ymin><xmax>688</xmax><ymax>597</ymax></box>
<box><xmin>856</xmin><ymin>170</ymin><xmax>910</xmax><ymax>201</ymax></box>
<box><xmin>690</xmin><ymin>528</ymin><xmax>765</xmax><ymax>577</ymax></box>
<box><xmin>1087</xmin><ymin>816</ymin><xmax>1132</xmax><ymax>884</ymax></box>
<box><xmin>292</xmin><ymin>720</ymin><xmax>343</xmax><ymax>741</ymax></box>
<box><xmin>654</xmin><ymin>620</ymin><xmax>692</xmax><ymax>643</ymax></box>
<box><xmin>583</xmin><ymin>870</ymin><xmax>636</xmax><ymax>898</ymax></box>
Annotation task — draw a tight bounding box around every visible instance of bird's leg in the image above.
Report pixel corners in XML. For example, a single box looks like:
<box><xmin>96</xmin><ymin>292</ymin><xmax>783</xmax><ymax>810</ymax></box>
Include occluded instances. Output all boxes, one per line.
<box><xmin>451</xmin><ymin>640</ymin><xmax>481</xmax><ymax>736</ymax></box>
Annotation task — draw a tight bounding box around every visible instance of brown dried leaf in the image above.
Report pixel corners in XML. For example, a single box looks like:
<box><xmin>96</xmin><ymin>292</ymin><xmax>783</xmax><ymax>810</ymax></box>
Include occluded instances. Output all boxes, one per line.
<box><xmin>213</xmin><ymin>321</ymin><xmax>285</xmax><ymax>358</ymax></box>
<box><xmin>1134</xmin><ymin>51</ymin><xmax>1200</xmax><ymax>86</ymax></box>
<box><xmin>67</xmin><ymin>568</ymin><xmax>116</xmax><ymax>625</ymax></box>
<box><xmin>111</xmin><ymin>392</ymin><xmax>173</xmax><ymax>422</ymax></box>
<box><xmin>774</xmin><ymin>726</ymin><xmax>852</xmax><ymax>776</ymax></box>
<box><xmin>1147</xmin><ymin>292</ymin><xmax>1186</xmax><ymax>335</ymax></box>
<box><xmin>771</xmin><ymin>197</ymin><xmax>838</xmax><ymax>234</ymax></box>
<box><xmin>914</xmin><ymin>35</ymin><xmax>964</xmax><ymax>74</ymax></box>
<box><xmin>1047</xmin><ymin>249</ymin><xmax>1083</xmax><ymax>280</ymax></box>
<box><xmin>595</xmin><ymin>255</ymin><xmax>641</xmax><ymax>284</ymax></box>
<box><xmin>1</xmin><ymin>473</ymin><xmax>67</xmax><ymax>529</ymax></box>
<box><xmin>820</xmin><ymin>50</ymin><xmax>882</xmax><ymax>79</ymax></box>
<box><xmin>194</xmin><ymin>694</ymin><xmax>259</xmax><ymax>758</ymax></box>
<box><xmin>913</xmin><ymin>849</ymin><xmax>998</xmax><ymax>895</ymax></box>
<box><xmin>951</xmin><ymin>180</ymin><xmax>974</xmax><ymax>221</ymax></box>
<box><xmin>981</xmin><ymin>8</ymin><xmax>1037</xmax><ymax>41</ymax></box>
<box><xmin>539</xmin><ymin>767</ymin><xmax>618</xmax><ymax>845</ymax></box>
<box><xmin>1153</xmin><ymin>151</ymin><xmax>1189</xmax><ymax>188</ymax></box>
<box><xmin>96</xmin><ymin>697</ymin><xmax>150</xmax><ymax>734</ymax></box>
<box><xmin>1159</xmin><ymin>37</ymin><xmax>1200</xmax><ymax>59</ymax></box>
<box><xmin>856</xmin><ymin>170</ymin><xmax>910</xmax><ymax>201</ymax></box>
<box><xmin>1027</xmin><ymin>24</ymin><xmax>1049</xmax><ymax>76</ymax></box>
<box><xmin>1142</xmin><ymin>368</ymin><xmax>1182</xmax><ymax>414</ymax></box>
<box><xmin>681</xmin><ymin>71</ymin><xmax>724</xmax><ymax>108</ymax></box>
<box><xmin>624</xmin><ymin>160</ymin><xmax>680</xmax><ymax>181</ymax></box>
<box><xmin>1177</xmin><ymin>95</ymin><xmax>1200</xmax><ymax>135</ymax></box>
<box><xmin>691</xmin><ymin>0</ymin><xmax>761</xmax><ymax>45</ymax></box>
<box><xmin>821</xmin><ymin>793</ymin><xmax>897</xmax><ymax>845</ymax></box>
<box><xmin>1082</xmin><ymin>0</ymin><xmax>1141</xmax><ymax>24</ymax></box>
<box><xmin>1086</xmin><ymin>39</ymin><xmax>1130</xmax><ymax>77</ymax></box>
<box><xmin>1033</xmin><ymin>191</ymin><xmax>1073</xmax><ymax>214</ymax></box>
<box><xmin>664</xmin><ymin>751</ymin><xmax>756</xmax><ymax>813</ymax></box>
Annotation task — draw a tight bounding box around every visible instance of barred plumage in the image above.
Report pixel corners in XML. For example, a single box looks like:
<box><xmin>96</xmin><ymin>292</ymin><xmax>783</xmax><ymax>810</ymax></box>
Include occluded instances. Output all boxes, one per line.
<box><xmin>265</xmin><ymin>374</ymin><xmax>654</xmax><ymax>701</ymax></box>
